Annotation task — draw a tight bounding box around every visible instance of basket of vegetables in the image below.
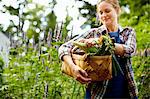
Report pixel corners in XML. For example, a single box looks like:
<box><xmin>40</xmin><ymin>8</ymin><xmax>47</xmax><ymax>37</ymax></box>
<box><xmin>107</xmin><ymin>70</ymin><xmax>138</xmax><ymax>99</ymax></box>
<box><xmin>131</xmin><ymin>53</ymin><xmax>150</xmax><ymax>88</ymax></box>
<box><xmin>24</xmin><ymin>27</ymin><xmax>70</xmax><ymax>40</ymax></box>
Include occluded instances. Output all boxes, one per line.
<box><xmin>62</xmin><ymin>35</ymin><xmax>117</xmax><ymax>81</ymax></box>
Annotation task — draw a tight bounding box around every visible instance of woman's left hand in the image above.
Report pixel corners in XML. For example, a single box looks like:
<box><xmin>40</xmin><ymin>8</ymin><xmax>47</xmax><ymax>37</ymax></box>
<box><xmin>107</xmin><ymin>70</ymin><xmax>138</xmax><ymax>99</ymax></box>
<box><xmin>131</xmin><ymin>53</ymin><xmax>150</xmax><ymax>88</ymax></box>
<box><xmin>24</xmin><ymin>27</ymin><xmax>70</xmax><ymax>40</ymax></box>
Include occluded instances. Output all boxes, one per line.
<box><xmin>114</xmin><ymin>43</ymin><xmax>124</xmax><ymax>56</ymax></box>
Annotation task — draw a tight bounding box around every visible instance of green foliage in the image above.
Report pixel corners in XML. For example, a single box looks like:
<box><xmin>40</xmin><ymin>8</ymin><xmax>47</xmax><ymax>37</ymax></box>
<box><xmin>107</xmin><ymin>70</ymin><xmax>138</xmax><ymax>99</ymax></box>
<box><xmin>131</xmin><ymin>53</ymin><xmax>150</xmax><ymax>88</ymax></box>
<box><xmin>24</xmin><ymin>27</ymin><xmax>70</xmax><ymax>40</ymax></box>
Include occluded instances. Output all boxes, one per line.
<box><xmin>73</xmin><ymin>35</ymin><xmax>114</xmax><ymax>55</ymax></box>
<box><xmin>1</xmin><ymin>45</ymin><xmax>85</xmax><ymax>98</ymax></box>
<box><xmin>61</xmin><ymin>16</ymin><xmax>72</xmax><ymax>41</ymax></box>
<box><xmin>0</xmin><ymin>0</ymin><xmax>57</xmax><ymax>40</ymax></box>
<box><xmin>132</xmin><ymin>56</ymin><xmax>150</xmax><ymax>99</ymax></box>
<box><xmin>4</xmin><ymin>6</ymin><xmax>19</xmax><ymax>15</ymax></box>
<box><xmin>119</xmin><ymin>0</ymin><xmax>150</xmax><ymax>49</ymax></box>
<box><xmin>46</xmin><ymin>11</ymin><xmax>57</xmax><ymax>32</ymax></box>
<box><xmin>79</xmin><ymin>1</ymin><xmax>98</xmax><ymax>28</ymax></box>
<box><xmin>0</xmin><ymin>57</ymin><xmax>4</xmax><ymax>97</ymax></box>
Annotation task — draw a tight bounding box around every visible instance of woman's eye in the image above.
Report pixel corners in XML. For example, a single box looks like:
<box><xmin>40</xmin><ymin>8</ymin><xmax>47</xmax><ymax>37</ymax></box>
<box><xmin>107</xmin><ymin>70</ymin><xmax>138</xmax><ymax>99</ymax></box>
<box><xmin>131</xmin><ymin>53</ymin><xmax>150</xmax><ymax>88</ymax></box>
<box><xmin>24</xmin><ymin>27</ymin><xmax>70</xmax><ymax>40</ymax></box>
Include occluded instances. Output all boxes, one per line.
<box><xmin>105</xmin><ymin>9</ymin><xmax>111</xmax><ymax>13</ymax></box>
<box><xmin>100</xmin><ymin>11</ymin><xmax>103</xmax><ymax>15</ymax></box>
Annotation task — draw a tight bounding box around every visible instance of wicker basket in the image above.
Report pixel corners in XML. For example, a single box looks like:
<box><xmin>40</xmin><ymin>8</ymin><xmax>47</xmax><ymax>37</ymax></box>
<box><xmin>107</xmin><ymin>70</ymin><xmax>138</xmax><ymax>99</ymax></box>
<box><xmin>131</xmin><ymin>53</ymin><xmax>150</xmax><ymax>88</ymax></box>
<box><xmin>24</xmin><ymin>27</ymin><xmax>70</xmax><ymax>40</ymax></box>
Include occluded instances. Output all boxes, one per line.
<box><xmin>61</xmin><ymin>53</ymin><xmax>112</xmax><ymax>81</ymax></box>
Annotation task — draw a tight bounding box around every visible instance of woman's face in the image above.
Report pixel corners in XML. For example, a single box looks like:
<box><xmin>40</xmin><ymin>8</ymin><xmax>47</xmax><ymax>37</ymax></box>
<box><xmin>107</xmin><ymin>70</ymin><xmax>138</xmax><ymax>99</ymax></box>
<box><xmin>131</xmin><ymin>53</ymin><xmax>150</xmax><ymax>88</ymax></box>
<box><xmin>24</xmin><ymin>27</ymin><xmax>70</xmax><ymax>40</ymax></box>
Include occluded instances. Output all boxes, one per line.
<box><xmin>97</xmin><ymin>1</ymin><xmax>118</xmax><ymax>27</ymax></box>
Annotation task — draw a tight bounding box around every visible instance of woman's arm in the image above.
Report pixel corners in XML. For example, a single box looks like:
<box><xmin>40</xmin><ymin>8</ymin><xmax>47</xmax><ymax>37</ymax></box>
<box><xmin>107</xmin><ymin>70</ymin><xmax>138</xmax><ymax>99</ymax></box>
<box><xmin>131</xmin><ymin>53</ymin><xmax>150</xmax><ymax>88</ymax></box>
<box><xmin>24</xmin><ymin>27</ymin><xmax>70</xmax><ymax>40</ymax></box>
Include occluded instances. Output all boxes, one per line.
<box><xmin>114</xmin><ymin>28</ymin><xmax>136</xmax><ymax>56</ymax></box>
<box><xmin>123</xmin><ymin>28</ymin><xmax>136</xmax><ymax>56</ymax></box>
<box><xmin>58</xmin><ymin>28</ymin><xmax>99</xmax><ymax>60</ymax></box>
<box><xmin>58</xmin><ymin>29</ymin><xmax>97</xmax><ymax>84</ymax></box>
<box><xmin>59</xmin><ymin>42</ymin><xmax>92</xmax><ymax>84</ymax></box>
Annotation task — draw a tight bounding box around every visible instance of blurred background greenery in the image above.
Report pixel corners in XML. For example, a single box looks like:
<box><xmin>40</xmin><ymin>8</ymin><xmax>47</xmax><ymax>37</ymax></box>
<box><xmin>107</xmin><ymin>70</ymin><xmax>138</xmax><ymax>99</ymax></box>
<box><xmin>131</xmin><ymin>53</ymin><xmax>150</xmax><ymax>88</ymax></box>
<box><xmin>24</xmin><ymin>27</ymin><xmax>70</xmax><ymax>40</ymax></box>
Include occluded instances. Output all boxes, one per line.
<box><xmin>0</xmin><ymin>0</ymin><xmax>149</xmax><ymax>98</ymax></box>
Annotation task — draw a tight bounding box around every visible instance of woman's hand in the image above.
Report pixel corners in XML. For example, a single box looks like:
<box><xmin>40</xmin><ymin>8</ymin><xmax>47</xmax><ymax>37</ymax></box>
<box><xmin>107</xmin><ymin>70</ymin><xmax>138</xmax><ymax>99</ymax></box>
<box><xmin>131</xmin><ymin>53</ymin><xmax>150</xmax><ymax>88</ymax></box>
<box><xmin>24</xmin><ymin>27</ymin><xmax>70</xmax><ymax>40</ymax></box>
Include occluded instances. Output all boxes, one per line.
<box><xmin>114</xmin><ymin>43</ymin><xmax>124</xmax><ymax>56</ymax></box>
<box><xmin>63</xmin><ymin>55</ymin><xmax>91</xmax><ymax>84</ymax></box>
<box><xmin>72</xmin><ymin>65</ymin><xmax>91</xmax><ymax>84</ymax></box>
<box><xmin>79</xmin><ymin>38</ymin><xmax>99</xmax><ymax>47</ymax></box>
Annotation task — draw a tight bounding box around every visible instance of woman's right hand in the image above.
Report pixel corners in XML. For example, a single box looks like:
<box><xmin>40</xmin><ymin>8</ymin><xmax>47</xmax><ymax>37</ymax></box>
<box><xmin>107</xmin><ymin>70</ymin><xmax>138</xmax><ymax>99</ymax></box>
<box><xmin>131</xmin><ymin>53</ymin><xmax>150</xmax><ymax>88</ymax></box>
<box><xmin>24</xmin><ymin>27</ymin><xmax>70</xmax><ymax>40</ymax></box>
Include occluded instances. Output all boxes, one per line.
<box><xmin>79</xmin><ymin>38</ymin><xmax>99</xmax><ymax>47</ymax></box>
<box><xmin>72</xmin><ymin>65</ymin><xmax>92</xmax><ymax>84</ymax></box>
<box><xmin>63</xmin><ymin>55</ymin><xmax>91</xmax><ymax>84</ymax></box>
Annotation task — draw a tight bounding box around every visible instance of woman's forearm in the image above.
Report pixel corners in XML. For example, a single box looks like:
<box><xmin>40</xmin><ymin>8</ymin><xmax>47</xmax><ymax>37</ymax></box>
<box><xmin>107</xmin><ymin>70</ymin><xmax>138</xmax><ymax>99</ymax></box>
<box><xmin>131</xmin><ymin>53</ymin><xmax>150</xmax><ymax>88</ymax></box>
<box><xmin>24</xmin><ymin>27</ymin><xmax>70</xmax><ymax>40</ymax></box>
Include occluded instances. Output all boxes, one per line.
<box><xmin>114</xmin><ymin>43</ymin><xmax>136</xmax><ymax>56</ymax></box>
<box><xmin>63</xmin><ymin>55</ymin><xmax>77</xmax><ymax>70</ymax></box>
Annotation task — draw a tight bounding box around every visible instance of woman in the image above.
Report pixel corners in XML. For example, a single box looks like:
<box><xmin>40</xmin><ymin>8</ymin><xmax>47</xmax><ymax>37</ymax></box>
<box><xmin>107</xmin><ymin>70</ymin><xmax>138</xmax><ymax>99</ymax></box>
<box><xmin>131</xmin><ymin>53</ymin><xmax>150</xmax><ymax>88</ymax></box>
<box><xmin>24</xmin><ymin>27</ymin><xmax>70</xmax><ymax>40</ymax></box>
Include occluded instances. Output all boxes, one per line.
<box><xmin>58</xmin><ymin>0</ymin><xmax>138</xmax><ymax>98</ymax></box>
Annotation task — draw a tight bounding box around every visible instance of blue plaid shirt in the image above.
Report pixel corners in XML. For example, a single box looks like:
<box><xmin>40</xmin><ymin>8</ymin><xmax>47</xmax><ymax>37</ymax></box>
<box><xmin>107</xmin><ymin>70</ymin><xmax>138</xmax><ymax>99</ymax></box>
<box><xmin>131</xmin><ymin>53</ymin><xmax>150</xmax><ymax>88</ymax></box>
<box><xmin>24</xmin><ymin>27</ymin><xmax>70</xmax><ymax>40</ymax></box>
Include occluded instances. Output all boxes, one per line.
<box><xmin>58</xmin><ymin>25</ymin><xmax>138</xmax><ymax>99</ymax></box>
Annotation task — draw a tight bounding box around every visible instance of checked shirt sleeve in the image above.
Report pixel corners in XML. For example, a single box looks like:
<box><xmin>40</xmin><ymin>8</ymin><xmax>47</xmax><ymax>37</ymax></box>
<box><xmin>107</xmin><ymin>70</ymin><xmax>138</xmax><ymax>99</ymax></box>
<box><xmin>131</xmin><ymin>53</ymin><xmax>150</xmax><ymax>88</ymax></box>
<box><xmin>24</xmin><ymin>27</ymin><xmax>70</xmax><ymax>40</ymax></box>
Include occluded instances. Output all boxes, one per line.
<box><xmin>58</xmin><ymin>38</ymin><xmax>76</xmax><ymax>60</ymax></box>
<box><xmin>122</xmin><ymin>28</ymin><xmax>137</xmax><ymax>57</ymax></box>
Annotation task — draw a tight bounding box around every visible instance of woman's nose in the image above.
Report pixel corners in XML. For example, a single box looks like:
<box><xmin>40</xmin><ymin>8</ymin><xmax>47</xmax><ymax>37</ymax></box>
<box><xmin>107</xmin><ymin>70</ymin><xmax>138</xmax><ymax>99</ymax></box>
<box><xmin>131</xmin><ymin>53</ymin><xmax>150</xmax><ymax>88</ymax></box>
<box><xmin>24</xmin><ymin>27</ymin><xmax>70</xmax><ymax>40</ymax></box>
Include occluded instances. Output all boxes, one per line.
<box><xmin>101</xmin><ymin>12</ymin><xmax>107</xmax><ymax>17</ymax></box>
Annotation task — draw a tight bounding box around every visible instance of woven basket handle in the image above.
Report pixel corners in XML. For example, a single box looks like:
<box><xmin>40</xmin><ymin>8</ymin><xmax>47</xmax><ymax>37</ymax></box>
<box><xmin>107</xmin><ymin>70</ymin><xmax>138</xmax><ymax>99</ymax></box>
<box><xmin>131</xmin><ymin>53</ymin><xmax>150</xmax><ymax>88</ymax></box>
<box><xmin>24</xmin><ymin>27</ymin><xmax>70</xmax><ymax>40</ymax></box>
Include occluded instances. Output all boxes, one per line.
<box><xmin>71</xmin><ymin>46</ymin><xmax>88</xmax><ymax>61</ymax></box>
<box><xmin>71</xmin><ymin>46</ymin><xmax>79</xmax><ymax>54</ymax></box>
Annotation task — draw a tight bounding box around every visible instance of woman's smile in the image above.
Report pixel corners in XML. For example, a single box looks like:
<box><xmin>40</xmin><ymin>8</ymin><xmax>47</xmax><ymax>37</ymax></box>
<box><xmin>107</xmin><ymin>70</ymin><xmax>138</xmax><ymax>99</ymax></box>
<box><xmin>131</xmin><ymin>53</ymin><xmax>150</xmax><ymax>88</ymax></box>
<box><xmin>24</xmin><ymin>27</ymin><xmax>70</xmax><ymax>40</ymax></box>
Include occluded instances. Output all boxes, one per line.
<box><xmin>102</xmin><ymin>17</ymin><xmax>110</xmax><ymax>22</ymax></box>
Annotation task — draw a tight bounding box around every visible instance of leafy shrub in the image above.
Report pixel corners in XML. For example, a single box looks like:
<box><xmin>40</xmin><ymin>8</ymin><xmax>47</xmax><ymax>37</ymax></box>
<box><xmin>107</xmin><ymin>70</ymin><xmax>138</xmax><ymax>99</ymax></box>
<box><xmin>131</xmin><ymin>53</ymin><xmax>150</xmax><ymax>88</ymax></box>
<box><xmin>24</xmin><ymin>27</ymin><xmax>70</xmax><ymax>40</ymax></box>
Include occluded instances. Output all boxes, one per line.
<box><xmin>0</xmin><ymin>57</ymin><xmax>4</xmax><ymax>97</ymax></box>
<box><xmin>132</xmin><ymin>56</ymin><xmax>150</xmax><ymax>99</ymax></box>
<box><xmin>1</xmin><ymin>45</ymin><xmax>85</xmax><ymax>98</ymax></box>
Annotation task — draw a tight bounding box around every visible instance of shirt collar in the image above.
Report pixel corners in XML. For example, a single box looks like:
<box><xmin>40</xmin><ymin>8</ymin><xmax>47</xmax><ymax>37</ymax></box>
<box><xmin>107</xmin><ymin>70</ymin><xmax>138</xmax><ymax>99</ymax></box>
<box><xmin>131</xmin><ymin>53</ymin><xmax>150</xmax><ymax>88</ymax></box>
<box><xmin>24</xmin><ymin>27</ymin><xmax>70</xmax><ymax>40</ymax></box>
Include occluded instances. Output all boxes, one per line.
<box><xmin>118</xmin><ymin>25</ymin><xmax>124</xmax><ymax>33</ymax></box>
<box><xmin>98</xmin><ymin>24</ymin><xmax>124</xmax><ymax>34</ymax></box>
